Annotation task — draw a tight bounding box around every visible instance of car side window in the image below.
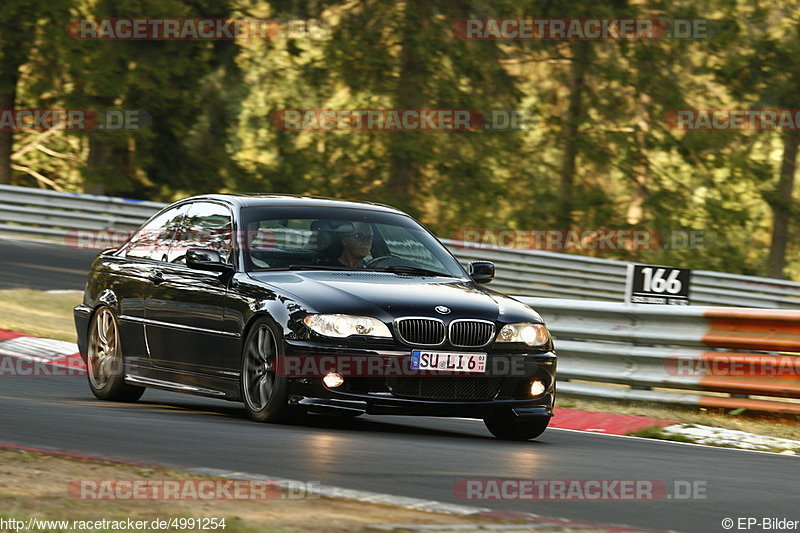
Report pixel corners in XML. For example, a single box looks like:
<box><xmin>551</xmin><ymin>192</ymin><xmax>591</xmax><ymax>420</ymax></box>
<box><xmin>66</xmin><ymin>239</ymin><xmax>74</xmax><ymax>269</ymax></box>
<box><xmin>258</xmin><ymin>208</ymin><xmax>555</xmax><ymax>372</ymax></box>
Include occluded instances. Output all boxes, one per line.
<box><xmin>168</xmin><ymin>202</ymin><xmax>234</xmax><ymax>265</ymax></box>
<box><xmin>125</xmin><ymin>204</ymin><xmax>188</xmax><ymax>261</ymax></box>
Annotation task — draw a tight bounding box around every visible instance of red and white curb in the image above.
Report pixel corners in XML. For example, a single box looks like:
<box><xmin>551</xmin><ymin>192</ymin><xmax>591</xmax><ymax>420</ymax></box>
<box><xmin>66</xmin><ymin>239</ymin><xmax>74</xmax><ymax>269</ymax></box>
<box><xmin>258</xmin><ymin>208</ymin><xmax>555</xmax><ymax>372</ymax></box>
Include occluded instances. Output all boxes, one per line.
<box><xmin>0</xmin><ymin>329</ymin><xmax>84</xmax><ymax>373</ymax></box>
<box><xmin>550</xmin><ymin>409</ymin><xmax>675</xmax><ymax>435</ymax></box>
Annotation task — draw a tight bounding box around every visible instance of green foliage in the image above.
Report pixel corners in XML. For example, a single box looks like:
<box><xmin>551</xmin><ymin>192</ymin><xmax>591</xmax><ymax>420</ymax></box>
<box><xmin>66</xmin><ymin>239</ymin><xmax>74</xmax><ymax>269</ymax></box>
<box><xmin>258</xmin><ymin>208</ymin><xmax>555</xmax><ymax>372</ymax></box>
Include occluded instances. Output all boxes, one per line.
<box><xmin>1</xmin><ymin>0</ymin><xmax>798</xmax><ymax>279</ymax></box>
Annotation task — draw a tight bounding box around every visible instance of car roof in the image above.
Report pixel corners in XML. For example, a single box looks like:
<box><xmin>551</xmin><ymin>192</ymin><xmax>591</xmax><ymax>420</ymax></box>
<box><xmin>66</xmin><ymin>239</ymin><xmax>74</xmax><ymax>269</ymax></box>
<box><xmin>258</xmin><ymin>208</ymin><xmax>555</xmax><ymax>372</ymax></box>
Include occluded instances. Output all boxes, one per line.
<box><xmin>181</xmin><ymin>194</ymin><xmax>406</xmax><ymax>214</ymax></box>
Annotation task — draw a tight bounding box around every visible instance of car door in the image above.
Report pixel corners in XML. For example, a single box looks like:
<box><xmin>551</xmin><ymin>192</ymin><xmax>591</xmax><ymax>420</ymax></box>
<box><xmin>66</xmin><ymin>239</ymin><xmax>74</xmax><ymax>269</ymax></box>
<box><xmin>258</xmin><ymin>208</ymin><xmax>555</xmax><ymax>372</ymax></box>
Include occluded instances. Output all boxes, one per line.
<box><xmin>113</xmin><ymin>203</ymin><xmax>189</xmax><ymax>372</ymax></box>
<box><xmin>144</xmin><ymin>201</ymin><xmax>234</xmax><ymax>375</ymax></box>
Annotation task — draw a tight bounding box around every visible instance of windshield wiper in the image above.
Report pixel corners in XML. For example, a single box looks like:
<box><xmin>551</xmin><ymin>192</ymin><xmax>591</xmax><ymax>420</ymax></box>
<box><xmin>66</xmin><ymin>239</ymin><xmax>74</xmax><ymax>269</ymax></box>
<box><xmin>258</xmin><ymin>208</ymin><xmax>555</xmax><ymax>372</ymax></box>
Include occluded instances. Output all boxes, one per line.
<box><xmin>289</xmin><ymin>265</ymin><xmax>362</xmax><ymax>271</ymax></box>
<box><xmin>370</xmin><ymin>265</ymin><xmax>453</xmax><ymax>277</ymax></box>
<box><xmin>258</xmin><ymin>265</ymin><xmax>361</xmax><ymax>272</ymax></box>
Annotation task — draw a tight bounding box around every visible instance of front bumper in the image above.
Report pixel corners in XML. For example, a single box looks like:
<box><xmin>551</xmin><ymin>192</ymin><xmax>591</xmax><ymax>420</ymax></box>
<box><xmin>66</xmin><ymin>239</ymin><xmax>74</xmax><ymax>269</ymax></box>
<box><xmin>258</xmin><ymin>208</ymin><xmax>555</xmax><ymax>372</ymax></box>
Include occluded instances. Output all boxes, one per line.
<box><xmin>283</xmin><ymin>339</ymin><xmax>556</xmax><ymax>418</ymax></box>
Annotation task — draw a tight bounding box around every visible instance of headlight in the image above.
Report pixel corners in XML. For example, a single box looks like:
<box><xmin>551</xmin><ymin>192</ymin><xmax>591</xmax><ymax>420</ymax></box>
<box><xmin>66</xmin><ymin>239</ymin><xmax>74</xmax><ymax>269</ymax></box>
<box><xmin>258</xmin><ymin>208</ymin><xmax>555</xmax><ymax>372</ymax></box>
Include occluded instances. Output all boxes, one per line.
<box><xmin>496</xmin><ymin>323</ymin><xmax>550</xmax><ymax>346</ymax></box>
<box><xmin>304</xmin><ymin>314</ymin><xmax>391</xmax><ymax>338</ymax></box>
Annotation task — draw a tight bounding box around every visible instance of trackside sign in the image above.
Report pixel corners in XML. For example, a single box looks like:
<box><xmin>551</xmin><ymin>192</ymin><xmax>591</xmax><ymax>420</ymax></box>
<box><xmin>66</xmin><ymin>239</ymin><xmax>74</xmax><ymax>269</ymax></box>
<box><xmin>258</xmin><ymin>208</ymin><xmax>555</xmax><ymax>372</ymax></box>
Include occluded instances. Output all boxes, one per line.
<box><xmin>625</xmin><ymin>263</ymin><xmax>691</xmax><ymax>305</ymax></box>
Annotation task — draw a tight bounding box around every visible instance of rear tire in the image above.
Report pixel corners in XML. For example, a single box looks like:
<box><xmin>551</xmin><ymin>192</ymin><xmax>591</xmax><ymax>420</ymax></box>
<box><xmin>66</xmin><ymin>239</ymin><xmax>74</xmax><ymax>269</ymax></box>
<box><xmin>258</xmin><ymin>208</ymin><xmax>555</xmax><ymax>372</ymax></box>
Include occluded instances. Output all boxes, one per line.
<box><xmin>86</xmin><ymin>306</ymin><xmax>145</xmax><ymax>402</ymax></box>
<box><xmin>241</xmin><ymin>318</ymin><xmax>291</xmax><ymax>423</ymax></box>
<box><xmin>484</xmin><ymin>414</ymin><xmax>549</xmax><ymax>441</ymax></box>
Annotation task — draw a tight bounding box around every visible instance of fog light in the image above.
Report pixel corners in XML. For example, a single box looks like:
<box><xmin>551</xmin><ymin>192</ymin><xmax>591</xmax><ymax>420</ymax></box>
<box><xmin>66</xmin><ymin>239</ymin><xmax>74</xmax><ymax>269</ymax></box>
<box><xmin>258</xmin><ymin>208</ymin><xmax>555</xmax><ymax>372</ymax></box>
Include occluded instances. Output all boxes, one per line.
<box><xmin>323</xmin><ymin>372</ymin><xmax>344</xmax><ymax>388</ymax></box>
<box><xmin>530</xmin><ymin>379</ymin><xmax>546</xmax><ymax>397</ymax></box>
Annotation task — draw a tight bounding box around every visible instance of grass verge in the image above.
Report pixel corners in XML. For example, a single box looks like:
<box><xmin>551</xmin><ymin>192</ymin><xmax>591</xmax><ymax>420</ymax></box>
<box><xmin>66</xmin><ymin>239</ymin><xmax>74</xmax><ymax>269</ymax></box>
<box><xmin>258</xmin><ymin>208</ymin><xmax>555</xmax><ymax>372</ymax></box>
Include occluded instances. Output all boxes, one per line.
<box><xmin>0</xmin><ymin>448</ymin><xmax>497</xmax><ymax>533</ymax></box>
<box><xmin>0</xmin><ymin>289</ymin><xmax>80</xmax><ymax>342</ymax></box>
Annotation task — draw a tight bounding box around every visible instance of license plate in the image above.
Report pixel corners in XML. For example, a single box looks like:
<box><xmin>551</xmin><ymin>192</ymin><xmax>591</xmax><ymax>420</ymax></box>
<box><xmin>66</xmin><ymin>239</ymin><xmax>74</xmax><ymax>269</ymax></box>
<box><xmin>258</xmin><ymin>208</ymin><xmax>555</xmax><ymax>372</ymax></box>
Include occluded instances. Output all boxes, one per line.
<box><xmin>410</xmin><ymin>350</ymin><xmax>486</xmax><ymax>374</ymax></box>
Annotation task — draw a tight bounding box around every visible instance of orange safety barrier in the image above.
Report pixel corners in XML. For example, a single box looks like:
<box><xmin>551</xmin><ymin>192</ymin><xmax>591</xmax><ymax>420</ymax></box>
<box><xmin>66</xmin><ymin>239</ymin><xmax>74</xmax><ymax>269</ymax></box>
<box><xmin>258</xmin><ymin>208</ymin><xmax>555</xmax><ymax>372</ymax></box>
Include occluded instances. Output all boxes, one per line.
<box><xmin>703</xmin><ymin>308</ymin><xmax>800</xmax><ymax>352</ymax></box>
<box><xmin>699</xmin><ymin>309</ymin><xmax>800</xmax><ymax>406</ymax></box>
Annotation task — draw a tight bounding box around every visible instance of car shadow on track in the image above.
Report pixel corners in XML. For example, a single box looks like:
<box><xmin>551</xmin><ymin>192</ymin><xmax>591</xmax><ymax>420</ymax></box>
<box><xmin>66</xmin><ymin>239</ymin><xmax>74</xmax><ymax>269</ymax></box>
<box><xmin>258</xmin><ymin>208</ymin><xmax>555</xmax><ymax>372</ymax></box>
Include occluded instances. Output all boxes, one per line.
<box><xmin>87</xmin><ymin>394</ymin><xmax>549</xmax><ymax>444</ymax></box>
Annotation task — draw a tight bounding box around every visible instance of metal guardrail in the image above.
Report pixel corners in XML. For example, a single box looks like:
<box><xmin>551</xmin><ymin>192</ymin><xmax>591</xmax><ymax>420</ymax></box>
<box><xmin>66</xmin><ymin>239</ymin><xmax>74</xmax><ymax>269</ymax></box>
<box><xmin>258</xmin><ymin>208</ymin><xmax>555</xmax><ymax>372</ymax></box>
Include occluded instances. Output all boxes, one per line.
<box><xmin>521</xmin><ymin>297</ymin><xmax>800</xmax><ymax>414</ymax></box>
<box><xmin>2</xmin><ymin>184</ymin><xmax>799</xmax><ymax>308</ymax></box>
<box><xmin>2</xmin><ymin>185</ymin><xmax>799</xmax><ymax>411</ymax></box>
<box><xmin>444</xmin><ymin>239</ymin><xmax>800</xmax><ymax>309</ymax></box>
<box><xmin>0</xmin><ymin>184</ymin><xmax>164</xmax><ymax>239</ymax></box>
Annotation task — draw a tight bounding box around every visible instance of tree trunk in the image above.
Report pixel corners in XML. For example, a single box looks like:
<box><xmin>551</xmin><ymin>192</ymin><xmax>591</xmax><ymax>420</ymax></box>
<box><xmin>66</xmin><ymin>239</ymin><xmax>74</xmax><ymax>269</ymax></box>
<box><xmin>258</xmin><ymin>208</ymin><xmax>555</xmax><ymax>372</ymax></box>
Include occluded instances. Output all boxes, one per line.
<box><xmin>385</xmin><ymin>0</ymin><xmax>429</xmax><ymax>215</ymax></box>
<box><xmin>557</xmin><ymin>41</ymin><xmax>590</xmax><ymax>229</ymax></box>
<box><xmin>0</xmin><ymin>4</ymin><xmax>38</xmax><ymax>185</ymax></box>
<box><xmin>766</xmin><ymin>130</ymin><xmax>799</xmax><ymax>278</ymax></box>
<box><xmin>84</xmin><ymin>137</ymin><xmax>111</xmax><ymax>195</ymax></box>
<box><xmin>0</xmin><ymin>63</ymin><xmax>20</xmax><ymax>184</ymax></box>
<box><xmin>627</xmin><ymin>92</ymin><xmax>652</xmax><ymax>225</ymax></box>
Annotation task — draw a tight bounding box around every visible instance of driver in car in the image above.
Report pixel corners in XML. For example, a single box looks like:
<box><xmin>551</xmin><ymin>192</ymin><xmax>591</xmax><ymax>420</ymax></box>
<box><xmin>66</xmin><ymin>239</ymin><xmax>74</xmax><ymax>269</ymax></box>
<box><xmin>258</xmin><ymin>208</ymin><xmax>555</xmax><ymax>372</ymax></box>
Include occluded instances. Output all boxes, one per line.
<box><xmin>322</xmin><ymin>222</ymin><xmax>373</xmax><ymax>268</ymax></box>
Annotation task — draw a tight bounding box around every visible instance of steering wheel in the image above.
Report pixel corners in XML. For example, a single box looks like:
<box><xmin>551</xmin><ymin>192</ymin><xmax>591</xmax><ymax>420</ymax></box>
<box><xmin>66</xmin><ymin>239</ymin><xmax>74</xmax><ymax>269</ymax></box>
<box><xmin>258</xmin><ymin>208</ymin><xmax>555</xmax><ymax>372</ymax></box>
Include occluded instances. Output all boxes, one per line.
<box><xmin>364</xmin><ymin>255</ymin><xmax>417</xmax><ymax>269</ymax></box>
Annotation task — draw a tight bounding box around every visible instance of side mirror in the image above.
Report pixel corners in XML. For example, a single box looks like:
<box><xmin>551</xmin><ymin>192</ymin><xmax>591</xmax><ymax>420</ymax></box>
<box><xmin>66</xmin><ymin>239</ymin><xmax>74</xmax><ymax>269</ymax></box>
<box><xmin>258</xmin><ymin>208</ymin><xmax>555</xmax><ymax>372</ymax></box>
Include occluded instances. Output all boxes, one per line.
<box><xmin>468</xmin><ymin>261</ymin><xmax>494</xmax><ymax>284</ymax></box>
<box><xmin>186</xmin><ymin>248</ymin><xmax>235</xmax><ymax>273</ymax></box>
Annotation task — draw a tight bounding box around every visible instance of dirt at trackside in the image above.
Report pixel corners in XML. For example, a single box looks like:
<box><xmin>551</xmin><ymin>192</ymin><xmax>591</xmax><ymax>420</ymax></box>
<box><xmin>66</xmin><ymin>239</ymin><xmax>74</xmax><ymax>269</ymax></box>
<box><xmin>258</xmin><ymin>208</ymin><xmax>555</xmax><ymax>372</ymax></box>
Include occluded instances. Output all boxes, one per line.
<box><xmin>0</xmin><ymin>449</ymin><xmax>506</xmax><ymax>533</ymax></box>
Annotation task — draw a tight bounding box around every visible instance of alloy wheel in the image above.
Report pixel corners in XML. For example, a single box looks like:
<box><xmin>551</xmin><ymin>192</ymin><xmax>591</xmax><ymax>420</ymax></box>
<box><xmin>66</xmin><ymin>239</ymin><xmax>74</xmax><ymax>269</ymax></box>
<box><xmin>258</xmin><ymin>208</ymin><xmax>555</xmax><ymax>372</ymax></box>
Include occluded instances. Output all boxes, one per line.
<box><xmin>243</xmin><ymin>325</ymin><xmax>277</xmax><ymax>411</ymax></box>
<box><xmin>88</xmin><ymin>307</ymin><xmax>119</xmax><ymax>390</ymax></box>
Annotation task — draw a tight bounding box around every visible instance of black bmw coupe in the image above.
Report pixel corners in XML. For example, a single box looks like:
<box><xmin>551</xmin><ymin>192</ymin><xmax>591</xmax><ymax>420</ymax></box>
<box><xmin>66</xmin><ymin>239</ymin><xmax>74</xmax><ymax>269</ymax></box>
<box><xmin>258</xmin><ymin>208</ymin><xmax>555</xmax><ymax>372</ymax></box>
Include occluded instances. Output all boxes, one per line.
<box><xmin>74</xmin><ymin>195</ymin><xmax>556</xmax><ymax>440</ymax></box>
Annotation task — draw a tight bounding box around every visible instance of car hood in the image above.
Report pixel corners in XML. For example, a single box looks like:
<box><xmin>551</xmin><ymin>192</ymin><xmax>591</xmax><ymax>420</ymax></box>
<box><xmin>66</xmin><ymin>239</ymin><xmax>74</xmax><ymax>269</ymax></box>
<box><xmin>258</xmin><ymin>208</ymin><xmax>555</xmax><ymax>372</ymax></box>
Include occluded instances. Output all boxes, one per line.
<box><xmin>247</xmin><ymin>271</ymin><xmax>543</xmax><ymax>323</ymax></box>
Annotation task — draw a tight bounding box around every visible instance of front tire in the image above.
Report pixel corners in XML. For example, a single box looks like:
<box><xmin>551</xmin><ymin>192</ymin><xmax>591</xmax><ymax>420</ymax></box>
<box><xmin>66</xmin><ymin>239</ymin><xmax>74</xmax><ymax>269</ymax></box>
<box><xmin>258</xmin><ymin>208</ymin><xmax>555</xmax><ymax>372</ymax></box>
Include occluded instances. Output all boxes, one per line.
<box><xmin>86</xmin><ymin>306</ymin><xmax>145</xmax><ymax>402</ymax></box>
<box><xmin>484</xmin><ymin>414</ymin><xmax>550</xmax><ymax>441</ymax></box>
<box><xmin>241</xmin><ymin>318</ymin><xmax>291</xmax><ymax>423</ymax></box>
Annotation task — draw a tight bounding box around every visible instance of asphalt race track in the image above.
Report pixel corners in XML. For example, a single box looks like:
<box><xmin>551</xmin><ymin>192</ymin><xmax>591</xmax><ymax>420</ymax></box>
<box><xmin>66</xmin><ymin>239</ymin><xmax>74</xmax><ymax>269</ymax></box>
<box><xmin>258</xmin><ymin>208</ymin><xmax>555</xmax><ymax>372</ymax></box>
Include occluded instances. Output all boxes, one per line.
<box><xmin>0</xmin><ymin>237</ymin><xmax>98</xmax><ymax>290</ymax></box>
<box><xmin>1</xmin><ymin>236</ymin><xmax>799</xmax><ymax>533</ymax></box>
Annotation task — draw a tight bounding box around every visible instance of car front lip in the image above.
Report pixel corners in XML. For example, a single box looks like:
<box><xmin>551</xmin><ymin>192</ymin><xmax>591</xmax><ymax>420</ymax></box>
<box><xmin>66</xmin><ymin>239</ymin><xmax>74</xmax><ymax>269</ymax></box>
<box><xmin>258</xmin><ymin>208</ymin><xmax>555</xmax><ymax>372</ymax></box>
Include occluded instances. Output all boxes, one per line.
<box><xmin>288</xmin><ymin>392</ymin><xmax>555</xmax><ymax>418</ymax></box>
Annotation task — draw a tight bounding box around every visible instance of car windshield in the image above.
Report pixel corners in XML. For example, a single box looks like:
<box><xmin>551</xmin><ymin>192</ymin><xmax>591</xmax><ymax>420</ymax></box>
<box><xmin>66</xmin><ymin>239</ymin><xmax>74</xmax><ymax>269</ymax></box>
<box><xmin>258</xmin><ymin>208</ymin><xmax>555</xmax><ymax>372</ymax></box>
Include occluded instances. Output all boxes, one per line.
<box><xmin>240</xmin><ymin>206</ymin><xmax>465</xmax><ymax>278</ymax></box>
